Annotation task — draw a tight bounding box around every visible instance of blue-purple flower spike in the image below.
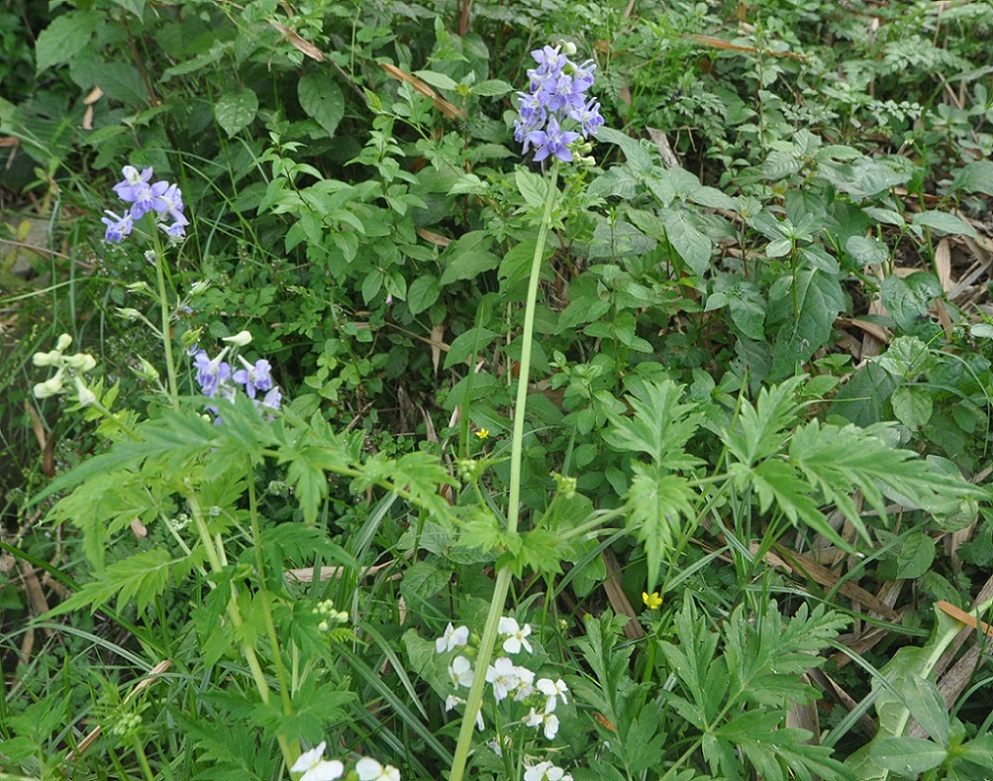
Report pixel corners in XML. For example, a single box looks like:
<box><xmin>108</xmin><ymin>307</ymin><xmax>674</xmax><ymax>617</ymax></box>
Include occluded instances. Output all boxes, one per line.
<box><xmin>514</xmin><ymin>43</ymin><xmax>603</xmax><ymax>162</ymax></box>
<box><xmin>104</xmin><ymin>165</ymin><xmax>188</xmax><ymax>242</ymax></box>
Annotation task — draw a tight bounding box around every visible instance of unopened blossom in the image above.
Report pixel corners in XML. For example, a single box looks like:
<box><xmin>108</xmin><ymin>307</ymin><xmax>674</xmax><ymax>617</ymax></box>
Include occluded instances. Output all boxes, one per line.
<box><xmin>355</xmin><ymin>757</ymin><xmax>400</xmax><ymax>781</ymax></box>
<box><xmin>498</xmin><ymin>616</ymin><xmax>533</xmax><ymax>654</ymax></box>
<box><xmin>290</xmin><ymin>742</ymin><xmax>344</xmax><ymax>781</ymax></box>
<box><xmin>436</xmin><ymin>622</ymin><xmax>469</xmax><ymax>654</ymax></box>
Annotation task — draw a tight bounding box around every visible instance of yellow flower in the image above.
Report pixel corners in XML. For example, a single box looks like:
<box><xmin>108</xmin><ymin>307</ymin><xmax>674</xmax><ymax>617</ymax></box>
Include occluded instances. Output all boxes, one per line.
<box><xmin>642</xmin><ymin>591</ymin><xmax>663</xmax><ymax>610</ymax></box>
<box><xmin>475</xmin><ymin>428</ymin><xmax>490</xmax><ymax>440</ymax></box>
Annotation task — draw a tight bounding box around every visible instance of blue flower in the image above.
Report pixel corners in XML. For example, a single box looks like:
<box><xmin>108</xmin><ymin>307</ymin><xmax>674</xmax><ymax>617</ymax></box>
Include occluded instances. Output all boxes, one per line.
<box><xmin>528</xmin><ymin>116</ymin><xmax>580</xmax><ymax>163</ymax></box>
<box><xmin>102</xmin><ymin>209</ymin><xmax>134</xmax><ymax>243</ymax></box>
<box><xmin>233</xmin><ymin>358</ymin><xmax>274</xmax><ymax>399</ymax></box>
<box><xmin>515</xmin><ymin>44</ymin><xmax>603</xmax><ymax>162</ymax></box>
<box><xmin>192</xmin><ymin>348</ymin><xmax>231</xmax><ymax>398</ymax></box>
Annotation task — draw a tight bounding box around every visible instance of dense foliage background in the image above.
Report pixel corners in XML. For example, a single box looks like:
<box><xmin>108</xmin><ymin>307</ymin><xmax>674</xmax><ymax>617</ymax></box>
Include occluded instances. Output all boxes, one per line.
<box><xmin>2</xmin><ymin>1</ymin><xmax>992</xmax><ymax>780</ymax></box>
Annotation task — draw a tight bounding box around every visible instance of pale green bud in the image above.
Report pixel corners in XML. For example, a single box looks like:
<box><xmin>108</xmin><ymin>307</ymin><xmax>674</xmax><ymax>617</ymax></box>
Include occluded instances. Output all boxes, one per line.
<box><xmin>222</xmin><ymin>330</ymin><xmax>253</xmax><ymax>347</ymax></box>
<box><xmin>117</xmin><ymin>308</ymin><xmax>142</xmax><ymax>321</ymax></box>
<box><xmin>74</xmin><ymin>376</ymin><xmax>97</xmax><ymax>407</ymax></box>
<box><xmin>32</xmin><ymin>350</ymin><xmax>59</xmax><ymax>367</ymax></box>
<box><xmin>67</xmin><ymin>353</ymin><xmax>97</xmax><ymax>372</ymax></box>
<box><xmin>56</xmin><ymin>334</ymin><xmax>72</xmax><ymax>352</ymax></box>
<box><xmin>189</xmin><ymin>280</ymin><xmax>210</xmax><ymax>296</ymax></box>
<box><xmin>138</xmin><ymin>357</ymin><xmax>160</xmax><ymax>381</ymax></box>
<box><xmin>562</xmin><ymin>41</ymin><xmax>577</xmax><ymax>56</ymax></box>
<box><xmin>33</xmin><ymin>373</ymin><xmax>64</xmax><ymax>398</ymax></box>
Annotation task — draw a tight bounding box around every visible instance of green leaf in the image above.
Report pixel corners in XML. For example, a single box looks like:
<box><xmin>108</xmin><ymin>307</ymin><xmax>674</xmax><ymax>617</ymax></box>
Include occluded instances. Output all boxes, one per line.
<box><xmin>846</xmin><ymin>235</ymin><xmax>889</xmax><ymax>265</ymax></box>
<box><xmin>625</xmin><ymin>464</ymin><xmax>697</xmax><ymax>589</ymax></box>
<box><xmin>870</xmin><ymin>737</ymin><xmax>947</xmax><ymax>775</ymax></box>
<box><xmin>514</xmin><ymin>168</ymin><xmax>549</xmax><ymax>210</ymax></box>
<box><xmin>769</xmin><ymin>269</ymin><xmax>845</xmax><ymax>378</ymax></box>
<box><xmin>91</xmin><ymin>62</ymin><xmax>147</xmax><ymax>106</ymax></box>
<box><xmin>662</xmin><ymin>211</ymin><xmax>712</xmax><ymax>277</ymax></box>
<box><xmin>444</xmin><ymin>326</ymin><xmax>498</xmax><ymax>369</ymax></box>
<box><xmin>903</xmin><ymin>674</ymin><xmax>949</xmax><ymax>745</ymax></box>
<box><xmin>948</xmin><ymin>160</ymin><xmax>993</xmax><ymax>196</ymax></box>
<box><xmin>891</xmin><ymin>385</ymin><xmax>933</xmax><ymax>429</ymax></box>
<box><xmin>603</xmin><ymin>378</ymin><xmax>704</xmax><ymax>468</ymax></box>
<box><xmin>722</xmin><ymin>377</ymin><xmax>805</xmax><ymax>466</ymax></box>
<box><xmin>470</xmin><ymin>79</ymin><xmax>512</xmax><ymax>97</ymax></box>
<box><xmin>440</xmin><ymin>231</ymin><xmax>500</xmax><ymax>285</ymax></box>
<box><xmin>596</xmin><ymin>126</ymin><xmax>653</xmax><ymax>172</ymax></box>
<box><xmin>298</xmin><ymin>73</ymin><xmax>344</xmax><ymax>137</ymax></box>
<box><xmin>406</xmin><ymin>274</ymin><xmax>441</xmax><ymax>315</ymax></box>
<box><xmin>35</xmin><ymin>11</ymin><xmax>101</xmax><ymax>73</ymax></box>
<box><xmin>912</xmin><ymin>210</ymin><xmax>979</xmax><ymax>238</ymax></box>
<box><xmin>895</xmin><ymin>533</ymin><xmax>935</xmax><ymax>580</ymax></box>
<box><xmin>413</xmin><ymin>69</ymin><xmax>458</xmax><ymax>91</ymax></box>
<box><xmin>214</xmin><ymin>88</ymin><xmax>259</xmax><ymax>137</ymax></box>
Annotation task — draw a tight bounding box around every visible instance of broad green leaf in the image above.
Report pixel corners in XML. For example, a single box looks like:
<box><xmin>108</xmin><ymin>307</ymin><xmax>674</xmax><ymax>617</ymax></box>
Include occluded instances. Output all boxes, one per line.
<box><xmin>298</xmin><ymin>73</ymin><xmax>344</xmax><ymax>137</ymax></box>
<box><xmin>214</xmin><ymin>88</ymin><xmax>259</xmax><ymax>137</ymax></box>
<box><xmin>846</xmin><ymin>235</ymin><xmax>889</xmax><ymax>265</ymax></box>
<box><xmin>35</xmin><ymin>11</ymin><xmax>101</xmax><ymax>73</ymax></box>
<box><xmin>895</xmin><ymin>532</ymin><xmax>935</xmax><ymax>580</ymax></box>
<box><xmin>440</xmin><ymin>231</ymin><xmax>500</xmax><ymax>285</ymax></box>
<box><xmin>903</xmin><ymin>674</ymin><xmax>949</xmax><ymax>745</ymax></box>
<box><xmin>91</xmin><ymin>62</ymin><xmax>147</xmax><ymax>106</ymax></box>
<box><xmin>444</xmin><ymin>326</ymin><xmax>498</xmax><ymax>369</ymax></box>
<box><xmin>662</xmin><ymin>211</ymin><xmax>712</xmax><ymax>277</ymax></box>
<box><xmin>870</xmin><ymin>737</ymin><xmax>947</xmax><ymax>775</ymax></box>
<box><xmin>406</xmin><ymin>273</ymin><xmax>441</xmax><ymax>315</ymax></box>
<box><xmin>514</xmin><ymin>168</ymin><xmax>549</xmax><ymax>210</ymax></box>
<box><xmin>891</xmin><ymin>385</ymin><xmax>933</xmax><ymax>429</ymax></box>
<box><xmin>596</xmin><ymin>126</ymin><xmax>653</xmax><ymax>172</ymax></box>
<box><xmin>948</xmin><ymin>160</ymin><xmax>993</xmax><ymax>196</ymax></box>
<box><xmin>413</xmin><ymin>69</ymin><xmax>458</xmax><ymax>91</ymax></box>
<box><xmin>912</xmin><ymin>210</ymin><xmax>980</xmax><ymax>238</ymax></box>
<box><xmin>470</xmin><ymin>79</ymin><xmax>512</xmax><ymax>97</ymax></box>
<box><xmin>768</xmin><ymin>269</ymin><xmax>845</xmax><ymax>378</ymax></box>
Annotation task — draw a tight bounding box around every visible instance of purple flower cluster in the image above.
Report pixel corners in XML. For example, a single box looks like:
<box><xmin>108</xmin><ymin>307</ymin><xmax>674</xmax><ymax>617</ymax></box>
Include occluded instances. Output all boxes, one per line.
<box><xmin>189</xmin><ymin>346</ymin><xmax>281</xmax><ymax>414</ymax></box>
<box><xmin>102</xmin><ymin>165</ymin><xmax>189</xmax><ymax>242</ymax></box>
<box><xmin>514</xmin><ymin>44</ymin><xmax>604</xmax><ymax>163</ymax></box>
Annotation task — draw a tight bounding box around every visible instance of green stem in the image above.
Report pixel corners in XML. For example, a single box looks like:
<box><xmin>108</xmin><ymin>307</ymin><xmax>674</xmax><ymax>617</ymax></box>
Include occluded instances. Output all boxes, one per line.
<box><xmin>131</xmin><ymin>736</ymin><xmax>157</xmax><ymax>781</ymax></box>
<box><xmin>148</xmin><ymin>226</ymin><xmax>179</xmax><ymax>406</ymax></box>
<box><xmin>448</xmin><ymin>167</ymin><xmax>559</xmax><ymax>781</ymax></box>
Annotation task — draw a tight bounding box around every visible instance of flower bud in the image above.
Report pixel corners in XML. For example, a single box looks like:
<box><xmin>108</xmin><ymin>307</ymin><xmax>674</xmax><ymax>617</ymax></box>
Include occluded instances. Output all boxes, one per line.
<box><xmin>562</xmin><ymin>41</ymin><xmax>577</xmax><ymax>55</ymax></box>
<box><xmin>117</xmin><ymin>308</ymin><xmax>142</xmax><ymax>321</ymax></box>
<box><xmin>67</xmin><ymin>353</ymin><xmax>97</xmax><ymax>372</ymax></box>
<box><xmin>222</xmin><ymin>330</ymin><xmax>252</xmax><ymax>347</ymax></box>
<box><xmin>34</xmin><ymin>373</ymin><xmax>64</xmax><ymax>398</ymax></box>
<box><xmin>74</xmin><ymin>376</ymin><xmax>97</xmax><ymax>407</ymax></box>
<box><xmin>32</xmin><ymin>350</ymin><xmax>58</xmax><ymax>367</ymax></box>
<box><xmin>56</xmin><ymin>334</ymin><xmax>73</xmax><ymax>351</ymax></box>
<box><xmin>189</xmin><ymin>280</ymin><xmax>210</xmax><ymax>296</ymax></box>
<box><xmin>137</xmin><ymin>357</ymin><xmax>160</xmax><ymax>381</ymax></box>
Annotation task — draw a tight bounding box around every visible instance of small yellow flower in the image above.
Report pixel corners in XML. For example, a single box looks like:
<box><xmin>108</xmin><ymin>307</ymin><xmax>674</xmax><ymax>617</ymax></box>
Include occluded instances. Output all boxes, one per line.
<box><xmin>642</xmin><ymin>591</ymin><xmax>663</xmax><ymax>610</ymax></box>
<box><xmin>475</xmin><ymin>428</ymin><xmax>490</xmax><ymax>440</ymax></box>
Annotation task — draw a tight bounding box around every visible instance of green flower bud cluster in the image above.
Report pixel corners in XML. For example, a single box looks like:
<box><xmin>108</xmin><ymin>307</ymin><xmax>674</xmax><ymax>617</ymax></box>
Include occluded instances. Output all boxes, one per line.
<box><xmin>313</xmin><ymin>599</ymin><xmax>349</xmax><ymax>632</ymax></box>
<box><xmin>32</xmin><ymin>334</ymin><xmax>99</xmax><ymax>406</ymax></box>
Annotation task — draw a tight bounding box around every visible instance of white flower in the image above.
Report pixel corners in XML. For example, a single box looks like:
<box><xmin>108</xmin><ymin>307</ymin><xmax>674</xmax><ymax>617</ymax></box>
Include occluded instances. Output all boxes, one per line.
<box><xmin>448</xmin><ymin>655</ymin><xmax>474</xmax><ymax>689</ymax></box>
<box><xmin>526</xmin><ymin>708</ymin><xmax>560</xmax><ymax>740</ymax></box>
<box><xmin>355</xmin><ymin>757</ymin><xmax>400</xmax><ymax>781</ymax></box>
<box><xmin>498</xmin><ymin>617</ymin><xmax>533</xmax><ymax>654</ymax></box>
<box><xmin>74</xmin><ymin>376</ymin><xmax>97</xmax><ymax>407</ymax></box>
<box><xmin>536</xmin><ymin>678</ymin><xmax>569</xmax><ymax>712</ymax></box>
<box><xmin>436</xmin><ymin>622</ymin><xmax>469</xmax><ymax>654</ymax></box>
<box><xmin>444</xmin><ymin>694</ymin><xmax>462</xmax><ymax>711</ymax></box>
<box><xmin>486</xmin><ymin>657</ymin><xmax>520</xmax><ymax>702</ymax></box>
<box><xmin>513</xmin><ymin>664</ymin><xmax>536</xmax><ymax>701</ymax></box>
<box><xmin>290</xmin><ymin>742</ymin><xmax>344</xmax><ymax>781</ymax></box>
<box><xmin>523</xmin><ymin>760</ymin><xmax>572</xmax><ymax>781</ymax></box>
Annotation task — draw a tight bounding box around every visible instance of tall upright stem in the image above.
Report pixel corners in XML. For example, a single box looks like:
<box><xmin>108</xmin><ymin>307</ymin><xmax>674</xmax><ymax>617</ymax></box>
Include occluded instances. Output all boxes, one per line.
<box><xmin>448</xmin><ymin>167</ymin><xmax>558</xmax><ymax>781</ymax></box>
<box><xmin>148</xmin><ymin>225</ymin><xmax>179</xmax><ymax>406</ymax></box>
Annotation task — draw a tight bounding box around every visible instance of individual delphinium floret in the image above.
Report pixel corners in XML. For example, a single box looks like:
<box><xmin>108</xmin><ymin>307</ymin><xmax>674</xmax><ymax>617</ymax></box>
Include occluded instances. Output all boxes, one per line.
<box><xmin>188</xmin><ymin>331</ymin><xmax>282</xmax><ymax>417</ymax></box>
<box><xmin>103</xmin><ymin>165</ymin><xmax>188</xmax><ymax>242</ymax></box>
<box><xmin>513</xmin><ymin>42</ymin><xmax>604</xmax><ymax>163</ymax></box>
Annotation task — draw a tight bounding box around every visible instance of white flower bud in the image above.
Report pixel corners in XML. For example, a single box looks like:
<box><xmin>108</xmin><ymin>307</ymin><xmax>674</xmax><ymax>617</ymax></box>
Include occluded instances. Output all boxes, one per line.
<box><xmin>67</xmin><ymin>353</ymin><xmax>97</xmax><ymax>372</ymax></box>
<box><xmin>56</xmin><ymin>334</ymin><xmax>73</xmax><ymax>351</ymax></box>
<box><xmin>34</xmin><ymin>373</ymin><xmax>65</xmax><ymax>398</ymax></box>
<box><xmin>33</xmin><ymin>381</ymin><xmax>56</xmax><ymax>399</ymax></box>
<box><xmin>117</xmin><ymin>308</ymin><xmax>142</xmax><ymax>321</ymax></box>
<box><xmin>189</xmin><ymin>280</ymin><xmax>210</xmax><ymax>296</ymax></box>
<box><xmin>32</xmin><ymin>350</ymin><xmax>58</xmax><ymax>367</ymax></box>
<box><xmin>222</xmin><ymin>330</ymin><xmax>252</xmax><ymax>346</ymax></box>
<box><xmin>563</xmin><ymin>41</ymin><xmax>577</xmax><ymax>56</ymax></box>
<box><xmin>74</xmin><ymin>376</ymin><xmax>97</xmax><ymax>407</ymax></box>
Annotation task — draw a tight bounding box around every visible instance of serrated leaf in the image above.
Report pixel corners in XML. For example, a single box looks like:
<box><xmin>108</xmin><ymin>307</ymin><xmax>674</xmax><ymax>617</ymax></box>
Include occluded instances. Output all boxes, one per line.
<box><xmin>514</xmin><ymin>168</ymin><xmax>549</xmax><ymax>210</ymax></box>
<box><xmin>625</xmin><ymin>464</ymin><xmax>697</xmax><ymax>588</ymax></box>
<box><xmin>214</xmin><ymin>88</ymin><xmax>259</xmax><ymax>137</ymax></box>
<box><xmin>603</xmin><ymin>378</ymin><xmax>704</xmax><ymax>467</ymax></box>
<box><xmin>298</xmin><ymin>73</ymin><xmax>344</xmax><ymax>137</ymax></box>
<box><xmin>36</xmin><ymin>11</ymin><xmax>101</xmax><ymax>73</ymax></box>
